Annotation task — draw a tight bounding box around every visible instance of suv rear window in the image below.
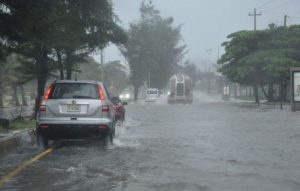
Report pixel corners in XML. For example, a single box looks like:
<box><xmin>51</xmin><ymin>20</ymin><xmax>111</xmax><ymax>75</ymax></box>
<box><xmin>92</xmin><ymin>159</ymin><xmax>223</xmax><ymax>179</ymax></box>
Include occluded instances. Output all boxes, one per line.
<box><xmin>50</xmin><ymin>83</ymin><xmax>99</xmax><ymax>99</ymax></box>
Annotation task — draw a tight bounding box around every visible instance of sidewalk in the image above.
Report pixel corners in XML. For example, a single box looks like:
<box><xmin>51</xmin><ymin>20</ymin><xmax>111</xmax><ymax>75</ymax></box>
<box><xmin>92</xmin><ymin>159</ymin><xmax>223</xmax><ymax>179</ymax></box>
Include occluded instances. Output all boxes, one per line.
<box><xmin>0</xmin><ymin>105</ymin><xmax>36</xmax><ymax>156</ymax></box>
<box><xmin>0</xmin><ymin>128</ymin><xmax>36</xmax><ymax>156</ymax></box>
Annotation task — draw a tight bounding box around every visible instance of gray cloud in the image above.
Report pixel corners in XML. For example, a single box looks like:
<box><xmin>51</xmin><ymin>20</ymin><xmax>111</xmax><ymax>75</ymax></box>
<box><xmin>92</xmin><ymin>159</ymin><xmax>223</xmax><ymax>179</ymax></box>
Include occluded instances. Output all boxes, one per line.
<box><xmin>101</xmin><ymin>0</ymin><xmax>300</xmax><ymax>69</ymax></box>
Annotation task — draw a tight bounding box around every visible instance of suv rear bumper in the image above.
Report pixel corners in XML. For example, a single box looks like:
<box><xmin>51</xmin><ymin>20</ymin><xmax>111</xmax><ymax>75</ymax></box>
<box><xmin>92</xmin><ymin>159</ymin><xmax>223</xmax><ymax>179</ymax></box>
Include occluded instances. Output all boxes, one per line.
<box><xmin>37</xmin><ymin>123</ymin><xmax>112</xmax><ymax>140</ymax></box>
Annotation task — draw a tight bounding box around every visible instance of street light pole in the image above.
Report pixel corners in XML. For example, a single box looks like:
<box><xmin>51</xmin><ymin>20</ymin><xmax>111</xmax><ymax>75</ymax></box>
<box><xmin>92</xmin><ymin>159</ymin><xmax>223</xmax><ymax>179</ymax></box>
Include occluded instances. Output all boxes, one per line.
<box><xmin>148</xmin><ymin>72</ymin><xmax>151</xmax><ymax>88</ymax></box>
<box><xmin>205</xmin><ymin>49</ymin><xmax>212</xmax><ymax>72</ymax></box>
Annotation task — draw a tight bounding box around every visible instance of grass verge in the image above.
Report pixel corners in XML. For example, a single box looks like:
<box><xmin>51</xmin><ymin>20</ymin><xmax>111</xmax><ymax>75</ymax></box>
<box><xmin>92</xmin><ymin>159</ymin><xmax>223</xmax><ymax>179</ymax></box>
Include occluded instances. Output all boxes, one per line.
<box><xmin>9</xmin><ymin>118</ymin><xmax>36</xmax><ymax>130</ymax></box>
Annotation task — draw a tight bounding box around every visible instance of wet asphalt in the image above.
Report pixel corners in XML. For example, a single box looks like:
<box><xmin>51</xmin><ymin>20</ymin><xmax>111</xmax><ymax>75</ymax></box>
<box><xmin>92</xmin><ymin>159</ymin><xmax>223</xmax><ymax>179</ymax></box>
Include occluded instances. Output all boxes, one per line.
<box><xmin>1</xmin><ymin>95</ymin><xmax>300</xmax><ymax>191</ymax></box>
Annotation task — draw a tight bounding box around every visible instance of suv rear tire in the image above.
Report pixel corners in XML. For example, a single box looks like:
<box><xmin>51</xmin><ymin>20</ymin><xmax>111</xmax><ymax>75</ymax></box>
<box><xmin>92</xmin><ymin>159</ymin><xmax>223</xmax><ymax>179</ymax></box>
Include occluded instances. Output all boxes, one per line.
<box><xmin>103</xmin><ymin>131</ymin><xmax>113</xmax><ymax>146</ymax></box>
<box><xmin>37</xmin><ymin>132</ymin><xmax>49</xmax><ymax>150</ymax></box>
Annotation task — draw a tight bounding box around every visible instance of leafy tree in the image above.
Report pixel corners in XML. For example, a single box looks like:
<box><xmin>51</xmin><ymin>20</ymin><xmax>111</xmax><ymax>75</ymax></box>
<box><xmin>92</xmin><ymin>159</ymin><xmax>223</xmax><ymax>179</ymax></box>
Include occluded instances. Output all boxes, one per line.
<box><xmin>49</xmin><ymin>0</ymin><xmax>127</xmax><ymax>80</ymax></box>
<box><xmin>218</xmin><ymin>31</ymin><xmax>260</xmax><ymax>102</ymax></box>
<box><xmin>0</xmin><ymin>42</ymin><xmax>9</xmax><ymax>107</ymax></box>
<box><xmin>102</xmin><ymin>60</ymin><xmax>129</xmax><ymax>94</ymax></box>
<box><xmin>77</xmin><ymin>57</ymin><xmax>102</xmax><ymax>82</ymax></box>
<box><xmin>120</xmin><ymin>1</ymin><xmax>186</xmax><ymax>99</ymax></box>
<box><xmin>0</xmin><ymin>0</ymin><xmax>126</xmax><ymax>115</ymax></box>
<box><xmin>218</xmin><ymin>25</ymin><xmax>300</xmax><ymax>103</ymax></box>
<box><xmin>180</xmin><ymin>60</ymin><xmax>198</xmax><ymax>84</ymax></box>
<box><xmin>77</xmin><ymin>58</ymin><xmax>129</xmax><ymax>94</ymax></box>
<box><xmin>0</xmin><ymin>53</ymin><xmax>35</xmax><ymax>106</ymax></box>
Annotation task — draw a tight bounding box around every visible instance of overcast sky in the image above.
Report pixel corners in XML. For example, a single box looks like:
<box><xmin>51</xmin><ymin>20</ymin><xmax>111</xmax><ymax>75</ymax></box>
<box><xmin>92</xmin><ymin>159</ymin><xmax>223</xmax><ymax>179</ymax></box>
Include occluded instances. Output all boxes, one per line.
<box><xmin>96</xmin><ymin>0</ymin><xmax>300</xmax><ymax>69</ymax></box>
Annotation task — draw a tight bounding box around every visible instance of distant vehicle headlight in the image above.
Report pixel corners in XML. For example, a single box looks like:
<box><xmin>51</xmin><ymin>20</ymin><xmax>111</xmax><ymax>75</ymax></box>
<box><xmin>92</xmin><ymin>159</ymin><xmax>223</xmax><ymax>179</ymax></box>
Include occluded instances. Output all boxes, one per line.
<box><xmin>119</xmin><ymin>94</ymin><xmax>124</xmax><ymax>99</ymax></box>
<box><xmin>167</xmin><ymin>91</ymin><xmax>170</xmax><ymax>96</ymax></box>
<box><xmin>125</xmin><ymin>93</ymin><xmax>130</xmax><ymax>99</ymax></box>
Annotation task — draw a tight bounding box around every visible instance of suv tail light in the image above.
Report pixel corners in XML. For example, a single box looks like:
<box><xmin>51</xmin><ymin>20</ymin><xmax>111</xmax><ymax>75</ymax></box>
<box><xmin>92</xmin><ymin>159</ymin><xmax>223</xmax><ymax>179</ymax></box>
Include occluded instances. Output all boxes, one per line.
<box><xmin>39</xmin><ymin>104</ymin><xmax>46</xmax><ymax>112</ymax></box>
<box><xmin>39</xmin><ymin>100</ymin><xmax>47</xmax><ymax>112</ymax></box>
<box><xmin>44</xmin><ymin>83</ymin><xmax>54</xmax><ymax>100</ymax></box>
<box><xmin>98</xmin><ymin>85</ymin><xmax>106</xmax><ymax>100</ymax></box>
<box><xmin>39</xmin><ymin>83</ymin><xmax>54</xmax><ymax>112</ymax></box>
<box><xmin>39</xmin><ymin>124</ymin><xmax>49</xmax><ymax>129</ymax></box>
<box><xmin>97</xmin><ymin>124</ymin><xmax>108</xmax><ymax>129</ymax></box>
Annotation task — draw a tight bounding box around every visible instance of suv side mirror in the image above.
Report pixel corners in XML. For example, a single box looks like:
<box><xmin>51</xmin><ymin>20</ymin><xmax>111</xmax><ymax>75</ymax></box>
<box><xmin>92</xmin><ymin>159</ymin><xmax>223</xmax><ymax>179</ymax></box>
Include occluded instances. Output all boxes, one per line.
<box><xmin>122</xmin><ymin>102</ymin><xmax>128</xmax><ymax>105</ymax></box>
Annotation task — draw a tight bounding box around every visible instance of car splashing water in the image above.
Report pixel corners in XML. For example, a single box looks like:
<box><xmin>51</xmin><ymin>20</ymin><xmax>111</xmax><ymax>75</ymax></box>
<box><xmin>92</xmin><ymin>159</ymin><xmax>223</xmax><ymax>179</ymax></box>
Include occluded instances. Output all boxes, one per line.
<box><xmin>110</xmin><ymin>118</ymin><xmax>143</xmax><ymax>149</ymax></box>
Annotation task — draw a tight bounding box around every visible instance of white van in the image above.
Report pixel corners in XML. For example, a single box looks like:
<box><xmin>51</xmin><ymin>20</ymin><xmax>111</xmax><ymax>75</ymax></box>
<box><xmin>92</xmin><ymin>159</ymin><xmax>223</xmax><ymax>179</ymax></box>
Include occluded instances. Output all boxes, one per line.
<box><xmin>145</xmin><ymin>88</ymin><xmax>159</xmax><ymax>102</ymax></box>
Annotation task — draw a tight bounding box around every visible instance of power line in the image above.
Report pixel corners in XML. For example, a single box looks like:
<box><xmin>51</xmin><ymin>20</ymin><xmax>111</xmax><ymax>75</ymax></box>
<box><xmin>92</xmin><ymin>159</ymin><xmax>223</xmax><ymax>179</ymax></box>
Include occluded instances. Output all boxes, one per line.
<box><xmin>291</xmin><ymin>10</ymin><xmax>300</xmax><ymax>17</ymax></box>
<box><xmin>261</xmin><ymin>0</ymin><xmax>291</xmax><ymax>13</ymax></box>
<box><xmin>243</xmin><ymin>14</ymin><xmax>251</xmax><ymax>30</ymax></box>
<box><xmin>257</xmin><ymin>0</ymin><xmax>274</xmax><ymax>9</ymax></box>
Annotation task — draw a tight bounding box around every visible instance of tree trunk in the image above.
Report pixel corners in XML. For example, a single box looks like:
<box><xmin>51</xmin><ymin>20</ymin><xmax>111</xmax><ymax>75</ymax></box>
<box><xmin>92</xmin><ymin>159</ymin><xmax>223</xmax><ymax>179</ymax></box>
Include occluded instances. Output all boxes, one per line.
<box><xmin>56</xmin><ymin>49</ymin><xmax>64</xmax><ymax>80</ymax></box>
<box><xmin>133</xmin><ymin>85</ymin><xmax>139</xmax><ymax>100</ymax></box>
<box><xmin>253</xmin><ymin>84</ymin><xmax>259</xmax><ymax>104</ymax></box>
<box><xmin>280</xmin><ymin>83</ymin><xmax>284</xmax><ymax>110</ymax></box>
<box><xmin>267</xmin><ymin>83</ymin><xmax>274</xmax><ymax>102</ymax></box>
<box><xmin>20</xmin><ymin>85</ymin><xmax>28</xmax><ymax>106</ymax></box>
<box><xmin>260</xmin><ymin>85</ymin><xmax>268</xmax><ymax>101</ymax></box>
<box><xmin>12</xmin><ymin>84</ymin><xmax>20</xmax><ymax>106</ymax></box>
<box><xmin>234</xmin><ymin>84</ymin><xmax>237</xmax><ymax>98</ymax></box>
<box><xmin>0</xmin><ymin>90</ymin><xmax>3</xmax><ymax>108</ymax></box>
<box><xmin>66</xmin><ymin>50</ymin><xmax>73</xmax><ymax>80</ymax></box>
<box><xmin>34</xmin><ymin>45</ymin><xmax>48</xmax><ymax>118</ymax></box>
<box><xmin>283</xmin><ymin>83</ymin><xmax>288</xmax><ymax>101</ymax></box>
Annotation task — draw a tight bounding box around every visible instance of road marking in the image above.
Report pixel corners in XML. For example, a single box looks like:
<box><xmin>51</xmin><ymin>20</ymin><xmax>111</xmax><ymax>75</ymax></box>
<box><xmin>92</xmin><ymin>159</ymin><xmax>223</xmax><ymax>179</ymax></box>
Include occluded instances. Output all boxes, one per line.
<box><xmin>0</xmin><ymin>147</ymin><xmax>54</xmax><ymax>187</ymax></box>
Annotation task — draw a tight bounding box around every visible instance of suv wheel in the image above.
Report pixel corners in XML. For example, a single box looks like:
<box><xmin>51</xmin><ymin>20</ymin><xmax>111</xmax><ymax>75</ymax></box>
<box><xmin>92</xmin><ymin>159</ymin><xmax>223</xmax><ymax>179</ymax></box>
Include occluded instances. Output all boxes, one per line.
<box><xmin>37</xmin><ymin>132</ymin><xmax>49</xmax><ymax>150</ymax></box>
<box><xmin>112</xmin><ymin>126</ymin><xmax>116</xmax><ymax>138</ymax></box>
<box><xmin>103</xmin><ymin>132</ymin><xmax>113</xmax><ymax>146</ymax></box>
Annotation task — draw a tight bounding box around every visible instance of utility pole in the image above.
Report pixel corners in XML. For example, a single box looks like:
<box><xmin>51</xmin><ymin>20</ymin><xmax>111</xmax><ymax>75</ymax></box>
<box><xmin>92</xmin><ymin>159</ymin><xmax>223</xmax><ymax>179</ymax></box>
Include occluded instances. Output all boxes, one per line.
<box><xmin>284</xmin><ymin>14</ymin><xmax>289</xmax><ymax>27</ymax></box>
<box><xmin>280</xmin><ymin>14</ymin><xmax>289</xmax><ymax>110</ymax></box>
<box><xmin>249</xmin><ymin>8</ymin><xmax>262</xmax><ymax>31</ymax></box>
<box><xmin>148</xmin><ymin>72</ymin><xmax>151</xmax><ymax>88</ymax></box>
<box><xmin>249</xmin><ymin>8</ymin><xmax>262</xmax><ymax>105</ymax></box>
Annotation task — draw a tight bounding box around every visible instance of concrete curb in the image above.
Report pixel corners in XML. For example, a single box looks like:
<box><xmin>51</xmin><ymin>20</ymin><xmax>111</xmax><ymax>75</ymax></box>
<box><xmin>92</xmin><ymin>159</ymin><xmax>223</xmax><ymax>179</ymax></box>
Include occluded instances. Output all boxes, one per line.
<box><xmin>0</xmin><ymin>129</ymin><xmax>35</xmax><ymax>156</ymax></box>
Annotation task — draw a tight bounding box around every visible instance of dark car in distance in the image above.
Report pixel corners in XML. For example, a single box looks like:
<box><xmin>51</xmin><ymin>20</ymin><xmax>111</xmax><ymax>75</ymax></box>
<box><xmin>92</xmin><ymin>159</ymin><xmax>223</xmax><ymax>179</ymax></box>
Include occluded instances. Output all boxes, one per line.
<box><xmin>111</xmin><ymin>96</ymin><xmax>127</xmax><ymax>123</ymax></box>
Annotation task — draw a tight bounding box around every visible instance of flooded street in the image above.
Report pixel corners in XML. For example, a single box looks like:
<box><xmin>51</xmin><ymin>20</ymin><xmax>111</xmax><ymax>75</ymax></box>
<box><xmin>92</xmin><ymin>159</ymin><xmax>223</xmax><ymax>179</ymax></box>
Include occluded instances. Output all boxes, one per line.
<box><xmin>2</xmin><ymin>0</ymin><xmax>300</xmax><ymax>190</ymax></box>
<box><xmin>1</xmin><ymin>96</ymin><xmax>300</xmax><ymax>191</ymax></box>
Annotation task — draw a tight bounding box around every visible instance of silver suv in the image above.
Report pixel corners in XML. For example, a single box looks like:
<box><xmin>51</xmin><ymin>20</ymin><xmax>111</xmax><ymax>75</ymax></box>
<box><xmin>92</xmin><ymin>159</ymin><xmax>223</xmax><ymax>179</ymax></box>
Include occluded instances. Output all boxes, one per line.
<box><xmin>36</xmin><ymin>80</ymin><xmax>115</xmax><ymax>149</ymax></box>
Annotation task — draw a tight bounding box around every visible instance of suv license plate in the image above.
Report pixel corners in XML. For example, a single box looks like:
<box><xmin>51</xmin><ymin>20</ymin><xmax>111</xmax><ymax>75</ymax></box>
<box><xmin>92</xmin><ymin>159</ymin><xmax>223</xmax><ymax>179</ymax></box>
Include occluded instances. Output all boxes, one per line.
<box><xmin>67</xmin><ymin>104</ymin><xmax>80</xmax><ymax>112</ymax></box>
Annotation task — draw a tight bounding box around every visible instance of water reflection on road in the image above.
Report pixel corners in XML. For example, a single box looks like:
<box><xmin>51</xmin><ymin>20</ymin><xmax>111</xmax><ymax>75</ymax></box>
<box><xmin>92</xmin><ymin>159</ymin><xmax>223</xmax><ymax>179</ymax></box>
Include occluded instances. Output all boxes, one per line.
<box><xmin>1</xmin><ymin>93</ymin><xmax>300</xmax><ymax>191</ymax></box>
